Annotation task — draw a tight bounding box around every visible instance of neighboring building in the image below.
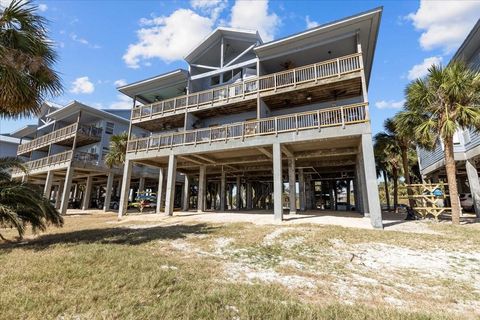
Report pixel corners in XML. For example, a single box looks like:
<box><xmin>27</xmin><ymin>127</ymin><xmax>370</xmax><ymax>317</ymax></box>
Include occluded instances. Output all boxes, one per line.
<box><xmin>117</xmin><ymin>8</ymin><xmax>383</xmax><ymax>228</ymax></box>
<box><xmin>417</xmin><ymin>19</ymin><xmax>480</xmax><ymax>216</ymax></box>
<box><xmin>0</xmin><ymin>134</ymin><xmax>21</xmax><ymax>158</ymax></box>
<box><xmin>11</xmin><ymin>101</ymin><xmax>155</xmax><ymax>214</ymax></box>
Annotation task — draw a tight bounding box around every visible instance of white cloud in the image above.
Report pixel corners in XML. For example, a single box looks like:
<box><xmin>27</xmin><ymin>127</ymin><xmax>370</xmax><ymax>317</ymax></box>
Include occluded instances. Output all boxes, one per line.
<box><xmin>375</xmin><ymin>99</ymin><xmax>405</xmax><ymax>110</ymax></box>
<box><xmin>70</xmin><ymin>77</ymin><xmax>95</xmax><ymax>94</ymax></box>
<box><xmin>109</xmin><ymin>95</ymin><xmax>133</xmax><ymax>109</ymax></box>
<box><xmin>229</xmin><ymin>0</ymin><xmax>280</xmax><ymax>42</ymax></box>
<box><xmin>407</xmin><ymin>56</ymin><xmax>443</xmax><ymax>81</ymax></box>
<box><xmin>123</xmin><ymin>8</ymin><xmax>214</xmax><ymax>68</ymax></box>
<box><xmin>38</xmin><ymin>3</ymin><xmax>47</xmax><ymax>12</ymax></box>
<box><xmin>305</xmin><ymin>16</ymin><xmax>319</xmax><ymax>29</ymax></box>
<box><xmin>407</xmin><ymin>0</ymin><xmax>480</xmax><ymax>53</ymax></box>
<box><xmin>190</xmin><ymin>0</ymin><xmax>227</xmax><ymax>20</ymax></box>
<box><xmin>114</xmin><ymin>79</ymin><xmax>127</xmax><ymax>87</ymax></box>
<box><xmin>70</xmin><ymin>33</ymin><xmax>101</xmax><ymax>49</ymax></box>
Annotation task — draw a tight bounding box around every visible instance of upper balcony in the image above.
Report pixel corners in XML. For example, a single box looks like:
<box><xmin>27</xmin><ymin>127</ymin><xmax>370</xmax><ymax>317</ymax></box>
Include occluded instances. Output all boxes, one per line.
<box><xmin>131</xmin><ymin>53</ymin><xmax>363</xmax><ymax>130</ymax></box>
<box><xmin>17</xmin><ymin>123</ymin><xmax>102</xmax><ymax>156</ymax></box>
<box><xmin>126</xmin><ymin>102</ymin><xmax>367</xmax><ymax>155</ymax></box>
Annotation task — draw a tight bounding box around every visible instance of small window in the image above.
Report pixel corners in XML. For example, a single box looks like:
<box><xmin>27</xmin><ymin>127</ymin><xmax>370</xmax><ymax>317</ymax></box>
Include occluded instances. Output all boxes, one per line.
<box><xmin>210</xmin><ymin>75</ymin><xmax>220</xmax><ymax>86</ymax></box>
<box><xmin>106</xmin><ymin>122</ymin><xmax>114</xmax><ymax>134</ymax></box>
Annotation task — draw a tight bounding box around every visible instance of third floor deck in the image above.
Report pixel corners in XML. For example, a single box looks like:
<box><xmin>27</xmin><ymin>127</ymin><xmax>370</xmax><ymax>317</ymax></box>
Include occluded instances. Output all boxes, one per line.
<box><xmin>131</xmin><ymin>53</ymin><xmax>363</xmax><ymax>129</ymax></box>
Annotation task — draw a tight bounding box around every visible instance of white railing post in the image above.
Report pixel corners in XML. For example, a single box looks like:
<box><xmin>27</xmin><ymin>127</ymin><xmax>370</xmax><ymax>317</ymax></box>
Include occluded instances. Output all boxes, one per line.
<box><xmin>317</xmin><ymin>110</ymin><xmax>321</xmax><ymax>132</ymax></box>
<box><xmin>242</xmin><ymin>123</ymin><xmax>245</xmax><ymax>141</ymax></box>
<box><xmin>295</xmin><ymin>114</ymin><xmax>299</xmax><ymax>134</ymax></box>
<box><xmin>341</xmin><ymin>106</ymin><xmax>345</xmax><ymax>129</ymax></box>
<box><xmin>336</xmin><ymin>58</ymin><xmax>341</xmax><ymax>76</ymax></box>
<box><xmin>194</xmin><ymin>131</ymin><xmax>198</xmax><ymax>146</ymax></box>
<box><xmin>274</xmin><ymin>117</ymin><xmax>278</xmax><ymax>136</ymax></box>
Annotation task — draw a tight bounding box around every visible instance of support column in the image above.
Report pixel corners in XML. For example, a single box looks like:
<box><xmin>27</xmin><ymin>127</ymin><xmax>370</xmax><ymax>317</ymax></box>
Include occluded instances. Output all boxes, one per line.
<box><xmin>165</xmin><ymin>154</ymin><xmax>177</xmax><ymax>216</ymax></box>
<box><xmin>182</xmin><ymin>175</ymin><xmax>190</xmax><ymax>211</ymax></box>
<box><xmin>156</xmin><ymin>168</ymin><xmax>164</xmax><ymax>214</ymax></box>
<box><xmin>82</xmin><ymin>176</ymin><xmax>93</xmax><ymax>211</ymax></box>
<box><xmin>55</xmin><ymin>184</ymin><xmax>62</xmax><ymax>209</ymax></box>
<box><xmin>305</xmin><ymin>175</ymin><xmax>312</xmax><ymax>210</ymax></box>
<box><xmin>138</xmin><ymin>177</ymin><xmax>145</xmax><ymax>193</ymax></box>
<box><xmin>288</xmin><ymin>158</ymin><xmax>297</xmax><ymax>214</ymax></box>
<box><xmin>246</xmin><ymin>182</ymin><xmax>253</xmax><ymax>210</ymax></box>
<box><xmin>220</xmin><ymin>171</ymin><xmax>226</xmax><ymax>211</ymax></box>
<box><xmin>235</xmin><ymin>176</ymin><xmax>241</xmax><ymax>210</ymax></box>
<box><xmin>118</xmin><ymin>160</ymin><xmax>133</xmax><ymax>218</ymax></box>
<box><xmin>466</xmin><ymin>159</ymin><xmax>480</xmax><ymax>217</ymax></box>
<box><xmin>273</xmin><ymin>143</ymin><xmax>283</xmax><ymax>221</ymax></box>
<box><xmin>103</xmin><ymin>172</ymin><xmax>114</xmax><ymax>212</ymax></box>
<box><xmin>346</xmin><ymin>179</ymin><xmax>351</xmax><ymax>208</ymax></box>
<box><xmin>60</xmin><ymin>167</ymin><xmax>74</xmax><ymax>215</ymax></box>
<box><xmin>198</xmin><ymin>166</ymin><xmax>206</xmax><ymax>212</ymax></box>
<box><xmin>299</xmin><ymin>168</ymin><xmax>306</xmax><ymax>211</ymax></box>
<box><xmin>361</xmin><ymin>133</ymin><xmax>383</xmax><ymax>228</ymax></box>
<box><xmin>44</xmin><ymin>170</ymin><xmax>54</xmax><ymax>199</ymax></box>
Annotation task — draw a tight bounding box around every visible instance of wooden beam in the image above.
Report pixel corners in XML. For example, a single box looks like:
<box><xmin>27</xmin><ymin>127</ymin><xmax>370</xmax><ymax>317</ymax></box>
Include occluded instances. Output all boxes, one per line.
<box><xmin>281</xmin><ymin>145</ymin><xmax>294</xmax><ymax>158</ymax></box>
<box><xmin>257</xmin><ymin>147</ymin><xmax>272</xmax><ymax>159</ymax></box>
<box><xmin>224</xmin><ymin>44</ymin><xmax>255</xmax><ymax>67</ymax></box>
<box><xmin>190</xmin><ymin>64</ymin><xmax>219</xmax><ymax>70</ymax></box>
<box><xmin>191</xmin><ymin>154</ymin><xmax>216</xmax><ymax>164</ymax></box>
<box><xmin>179</xmin><ymin>156</ymin><xmax>205</xmax><ymax>166</ymax></box>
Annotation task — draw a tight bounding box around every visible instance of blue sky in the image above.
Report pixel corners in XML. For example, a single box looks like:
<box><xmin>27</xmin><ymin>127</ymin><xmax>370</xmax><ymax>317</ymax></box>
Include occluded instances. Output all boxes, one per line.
<box><xmin>1</xmin><ymin>0</ymin><xmax>479</xmax><ymax>135</ymax></box>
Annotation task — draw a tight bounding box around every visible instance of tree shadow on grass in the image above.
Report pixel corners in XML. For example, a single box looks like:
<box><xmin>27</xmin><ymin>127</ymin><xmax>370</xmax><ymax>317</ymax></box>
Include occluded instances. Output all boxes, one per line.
<box><xmin>0</xmin><ymin>223</ymin><xmax>215</xmax><ymax>252</ymax></box>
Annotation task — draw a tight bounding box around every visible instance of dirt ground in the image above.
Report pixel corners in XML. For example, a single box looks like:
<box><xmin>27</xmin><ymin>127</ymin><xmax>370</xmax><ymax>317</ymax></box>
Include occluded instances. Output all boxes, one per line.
<box><xmin>1</xmin><ymin>209</ymin><xmax>479</xmax><ymax>319</ymax></box>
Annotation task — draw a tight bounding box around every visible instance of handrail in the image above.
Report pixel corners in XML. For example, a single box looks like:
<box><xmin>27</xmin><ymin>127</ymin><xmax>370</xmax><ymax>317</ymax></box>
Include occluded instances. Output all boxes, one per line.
<box><xmin>12</xmin><ymin>151</ymin><xmax>100</xmax><ymax>175</ymax></box>
<box><xmin>131</xmin><ymin>53</ymin><xmax>363</xmax><ymax>121</ymax></box>
<box><xmin>17</xmin><ymin>123</ymin><xmax>102</xmax><ymax>155</ymax></box>
<box><xmin>127</xmin><ymin>102</ymin><xmax>368</xmax><ymax>153</ymax></box>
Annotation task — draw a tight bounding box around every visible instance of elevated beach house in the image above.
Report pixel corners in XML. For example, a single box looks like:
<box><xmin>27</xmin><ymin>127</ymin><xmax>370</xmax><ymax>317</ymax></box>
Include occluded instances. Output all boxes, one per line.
<box><xmin>418</xmin><ymin>19</ymin><xmax>480</xmax><ymax>216</ymax></box>
<box><xmin>117</xmin><ymin>8</ymin><xmax>383</xmax><ymax>228</ymax></box>
<box><xmin>11</xmin><ymin>101</ymin><xmax>154</xmax><ymax>214</ymax></box>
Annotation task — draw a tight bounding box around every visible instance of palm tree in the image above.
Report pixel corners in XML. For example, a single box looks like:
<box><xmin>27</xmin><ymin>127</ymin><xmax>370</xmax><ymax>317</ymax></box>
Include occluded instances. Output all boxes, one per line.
<box><xmin>374</xmin><ymin>131</ymin><xmax>403</xmax><ymax>212</ymax></box>
<box><xmin>0</xmin><ymin>157</ymin><xmax>63</xmax><ymax>240</ymax></box>
<box><xmin>105</xmin><ymin>132</ymin><xmax>128</xmax><ymax>168</ymax></box>
<box><xmin>399</xmin><ymin>61</ymin><xmax>480</xmax><ymax>224</ymax></box>
<box><xmin>0</xmin><ymin>0</ymin><xmax>62</xmax><ymax>118</ymax></box>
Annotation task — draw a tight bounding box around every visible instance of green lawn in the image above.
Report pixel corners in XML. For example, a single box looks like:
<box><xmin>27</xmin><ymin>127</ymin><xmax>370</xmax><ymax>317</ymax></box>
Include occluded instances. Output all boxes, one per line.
<box><xmin>1</xmin><ymin>213</ymin><xmax>479</xmax><ymax>319</ymax></box>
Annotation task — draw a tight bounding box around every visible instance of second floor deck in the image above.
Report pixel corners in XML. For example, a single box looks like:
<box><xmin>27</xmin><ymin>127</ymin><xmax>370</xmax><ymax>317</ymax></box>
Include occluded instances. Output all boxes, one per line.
<box><xmin>127</xmin><ymin>102</ymin><xmax>368</xmax><ymax>155</ymax></box>
<box><xmin>17</xmin><ymin>122</ymin><xmax>102</xmax><ymax>156</ymax></box>
<box><xmin>131</xmin><ymin>53</ymin><xmax>363</xmax><ymax>128</ymax></box>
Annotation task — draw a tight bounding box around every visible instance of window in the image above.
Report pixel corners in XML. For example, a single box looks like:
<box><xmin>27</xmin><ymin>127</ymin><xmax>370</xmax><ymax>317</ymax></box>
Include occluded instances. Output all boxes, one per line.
<box><xmin>106</xmin><ymin>122</ymin><xmax>114</xmax><ymax>134</ymax></box>
<box><xmin>210</xmin><ymin>75</ymin><xmax>220</xmax><ymax>86</ymax></box>
<box><xmin>463</xmin><ymin>129</ymin><xmax>471</xmax><ymax>145</ymax></box>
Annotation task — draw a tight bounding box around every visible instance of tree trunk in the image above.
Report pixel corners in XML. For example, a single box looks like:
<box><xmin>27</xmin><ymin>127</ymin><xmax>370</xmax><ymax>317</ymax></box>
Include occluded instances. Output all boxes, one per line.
<box><xmin>383</xmin><ymin>169</ymin><xmax>391</xmax><ymax>210</ymax></box>
<box><xmin>444</xmin><ymin>137</ymin><xmax>461</xmax><ymax>224</ymax></box>
<box><xmin>401</xmin><ymin>146</ymin><xmax>415</xmax><ymax>209</ymax></box>
<box><xmin>393</xmin><ymin>167</ymin><xmax>398</xmax><ymax>213</ymax></box>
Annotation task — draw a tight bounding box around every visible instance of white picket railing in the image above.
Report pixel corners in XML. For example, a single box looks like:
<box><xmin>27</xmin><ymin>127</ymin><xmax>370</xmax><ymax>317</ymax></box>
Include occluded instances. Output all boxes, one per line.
<box><xmin>17</xmin><ymin>123</ymin><xmax>102</xmax><ymax>155</ymax></box>
<box><xmin>12</xmin><ymin>151</ymin><xmax>100</xmax><ymax>176</ymax></box>
<box><xmin>131</xmin><ymin>53</ymin><xmax>363</xmax><ymax>122</ymax></box>
<box><xmin>127</xmin><ymin>103</ymin><xmax>367</xmax><ymax>153</ymax></box>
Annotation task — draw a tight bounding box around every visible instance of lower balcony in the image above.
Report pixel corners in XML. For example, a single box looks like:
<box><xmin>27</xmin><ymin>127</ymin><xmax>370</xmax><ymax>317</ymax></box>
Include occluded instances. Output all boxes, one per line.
<box><xmin>11</xmin><ymin>150</ymin><xmax>100</xmax><ymax>177</ymax></box>
<box><xmin>127</xmin><ymin>103</ymin><xmax>368</xmax><ymax>155</ymax></box>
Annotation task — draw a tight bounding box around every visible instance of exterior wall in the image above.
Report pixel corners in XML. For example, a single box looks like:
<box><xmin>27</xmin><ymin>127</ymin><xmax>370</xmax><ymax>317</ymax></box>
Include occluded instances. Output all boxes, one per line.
<box><xmin>0</xmin><ymin>137</ymin><xmax>20</xmax><ymax>157</ymax></box>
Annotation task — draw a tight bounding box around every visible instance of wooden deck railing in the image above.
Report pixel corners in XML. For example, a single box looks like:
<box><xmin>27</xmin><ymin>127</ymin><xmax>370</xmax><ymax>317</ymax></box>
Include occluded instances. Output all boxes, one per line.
<box><xmin>17</xmin><ymin>123</ymin><xmax>102</xmax><ymax>155</ymax></box>
<box><xmin>12</xmin><ymin>151</ymin><xmax>100</xmax><ymax>176</ymax></box>
<box><xmin>131</xmin><ymin>53</ymin><xmax>363</xmax><ymax>122</ymax></box>
<box><xmin>127</xmin><ymin>103</ymin><xmax>367</xmax><ymax>153</ymax></box>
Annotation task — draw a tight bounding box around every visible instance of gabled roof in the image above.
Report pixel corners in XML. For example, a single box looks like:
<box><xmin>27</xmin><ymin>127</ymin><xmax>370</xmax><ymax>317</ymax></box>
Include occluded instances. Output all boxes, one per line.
<box><xmin>118</xmin><ymin>69</ymin><xmax>189</xmax><ymax>104</ymax></box>
<box><xmin>46</xmin><ymin>101</ymin><xmax>131</xmax><ymax>124</ymax></box>
<box><xmin>452</xmin><ymin>19</ymin><xmax>480</xmax><ymax>64</ymax></box>
<box><xmin>184</xmin><ymin>27</ymin><xmax>262</xmax><ymax>63</ymax></box>
<box><xmin>254</xmin><ymin>7</ymin><xmax>383</xmax><ymax>86</ymax></box>
<box><xmin>10</xmin><ymin>124</ymin><xmax>38</xmax><ymax>139</ymax></box>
